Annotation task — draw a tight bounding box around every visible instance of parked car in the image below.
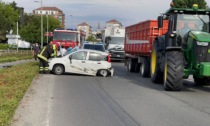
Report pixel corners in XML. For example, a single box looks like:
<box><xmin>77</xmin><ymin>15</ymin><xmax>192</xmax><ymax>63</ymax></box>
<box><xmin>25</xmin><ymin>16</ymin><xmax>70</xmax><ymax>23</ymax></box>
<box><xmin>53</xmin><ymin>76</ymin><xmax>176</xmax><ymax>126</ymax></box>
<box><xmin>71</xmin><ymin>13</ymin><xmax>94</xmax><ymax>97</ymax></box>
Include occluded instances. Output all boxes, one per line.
<box><xmin>82</xmin><ymin>42</ymin><xmax>106</xmax><ymax>52</ymax></box>
<box><xmin>48</xmin><ymin>49</ymin><xmax>114</xmax><ymax>77</ymax></box>
<box><xmin>108</xmin><ymin>46</ymin><xmax>125</xmax><ymax>61</ymax></box>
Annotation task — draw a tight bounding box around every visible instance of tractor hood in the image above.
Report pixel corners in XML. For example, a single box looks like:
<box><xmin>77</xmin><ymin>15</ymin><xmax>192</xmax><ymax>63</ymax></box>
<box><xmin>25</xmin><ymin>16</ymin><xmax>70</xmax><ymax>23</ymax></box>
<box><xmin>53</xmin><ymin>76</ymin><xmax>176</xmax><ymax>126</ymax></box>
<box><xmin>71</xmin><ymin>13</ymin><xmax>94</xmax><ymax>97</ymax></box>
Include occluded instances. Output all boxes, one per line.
<box><xmin>189</xmin><ymin>31</ymin><xmax>210</xmax><ymax>42</ymax></box>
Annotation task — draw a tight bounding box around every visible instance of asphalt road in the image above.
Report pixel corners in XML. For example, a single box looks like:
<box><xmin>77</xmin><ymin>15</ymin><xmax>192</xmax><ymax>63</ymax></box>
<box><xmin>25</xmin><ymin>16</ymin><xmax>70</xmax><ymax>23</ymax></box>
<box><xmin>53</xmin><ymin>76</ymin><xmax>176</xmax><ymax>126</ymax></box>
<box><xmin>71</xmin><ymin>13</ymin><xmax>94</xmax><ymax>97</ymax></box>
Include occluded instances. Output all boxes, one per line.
<box><xmin>12</xmin><ymin>62</ymin><xmax>210</xmax><ymax>126</ymax></box>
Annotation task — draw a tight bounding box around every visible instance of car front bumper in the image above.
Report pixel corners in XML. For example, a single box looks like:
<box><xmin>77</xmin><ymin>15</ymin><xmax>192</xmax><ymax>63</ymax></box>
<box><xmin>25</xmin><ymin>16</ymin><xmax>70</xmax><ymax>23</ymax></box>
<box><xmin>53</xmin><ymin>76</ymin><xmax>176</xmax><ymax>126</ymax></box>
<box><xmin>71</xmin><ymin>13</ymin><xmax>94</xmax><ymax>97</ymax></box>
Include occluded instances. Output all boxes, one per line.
<box><xmin>108</xmin><ymin>67</ymin><xmax>114</xmax><ymax>76</ymax></box>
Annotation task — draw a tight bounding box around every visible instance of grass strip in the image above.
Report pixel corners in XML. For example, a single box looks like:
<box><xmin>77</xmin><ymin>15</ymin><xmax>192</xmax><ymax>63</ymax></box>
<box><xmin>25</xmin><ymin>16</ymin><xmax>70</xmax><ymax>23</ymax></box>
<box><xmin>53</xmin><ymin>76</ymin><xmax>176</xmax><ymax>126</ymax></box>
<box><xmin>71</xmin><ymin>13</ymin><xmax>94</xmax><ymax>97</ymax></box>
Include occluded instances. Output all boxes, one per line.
<box><xmin>0</xmin><ymin>62</ymin><xmax>39</xmax><ymax>126</ymax></box>
<box><xmin>0</xmin><ymin>51</ymin><xmax>33</xmax><ymax>63</ymax></box>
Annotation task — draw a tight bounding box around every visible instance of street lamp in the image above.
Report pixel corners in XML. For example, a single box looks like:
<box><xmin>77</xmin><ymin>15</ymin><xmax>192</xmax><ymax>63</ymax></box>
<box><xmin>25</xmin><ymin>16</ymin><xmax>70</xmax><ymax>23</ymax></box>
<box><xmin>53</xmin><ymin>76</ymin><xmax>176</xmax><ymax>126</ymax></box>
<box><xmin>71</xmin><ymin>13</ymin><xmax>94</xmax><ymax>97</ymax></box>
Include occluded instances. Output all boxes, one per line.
<box><xmin>34</xmin><ymin>0</ymin><xmax>43</xmax><ymax>48</ymax></box>
<box><xmin>16</xmin><ymin>21</ymin><xmax>19</xmax><ymax>52</ymax></box>
<box><xmin>46</xmin><ymin>13</ymin><xmax>49</xmax><ymax>43</ymax></box>
<box><xmin>70</xmin><ymin>15</ymin><xmax>73</xmax><ymax>28</ymax></box>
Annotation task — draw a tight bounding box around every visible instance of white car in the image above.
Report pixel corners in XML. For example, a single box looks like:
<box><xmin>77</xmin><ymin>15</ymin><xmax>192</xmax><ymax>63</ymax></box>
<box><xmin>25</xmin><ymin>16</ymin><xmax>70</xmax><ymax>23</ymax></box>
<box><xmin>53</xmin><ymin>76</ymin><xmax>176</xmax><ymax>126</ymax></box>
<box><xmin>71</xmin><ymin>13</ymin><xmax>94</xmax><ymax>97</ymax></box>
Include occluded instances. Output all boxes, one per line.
<box><xmin>49</xmin><ymin>49</ymin><xmax>114</xmax><ymax>77</ymax></box>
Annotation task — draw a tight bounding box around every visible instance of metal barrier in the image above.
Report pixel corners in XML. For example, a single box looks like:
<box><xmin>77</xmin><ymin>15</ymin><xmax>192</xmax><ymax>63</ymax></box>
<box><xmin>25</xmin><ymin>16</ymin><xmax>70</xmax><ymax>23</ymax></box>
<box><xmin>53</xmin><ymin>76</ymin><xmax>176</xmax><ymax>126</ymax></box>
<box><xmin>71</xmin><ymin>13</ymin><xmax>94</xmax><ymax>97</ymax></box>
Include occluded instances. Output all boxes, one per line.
<box><xmin>0</xmin><ymin>50</ymin><xmax>32</xmax><ymax>56</ymax></box>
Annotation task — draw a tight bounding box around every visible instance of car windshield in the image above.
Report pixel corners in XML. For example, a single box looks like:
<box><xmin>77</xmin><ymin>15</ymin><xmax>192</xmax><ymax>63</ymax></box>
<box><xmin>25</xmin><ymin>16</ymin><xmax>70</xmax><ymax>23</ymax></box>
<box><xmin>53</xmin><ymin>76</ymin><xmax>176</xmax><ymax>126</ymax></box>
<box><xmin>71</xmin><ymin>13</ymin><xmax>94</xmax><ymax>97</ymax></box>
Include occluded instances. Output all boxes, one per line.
<box><xmin>176</xmin><ymin>14</ymin><xmax>209</xmax><ymax>37</ymax></box>
<box><xmin>109</xmin><ymin>37</ymin><xmax>124</xmax><ymax>44</ymax></box>
<box><xmin>83</xmin><ymin>44</ymin><xmax>105</xmax><ymax>52</ymax></box>
<box><xmin>53</xmin><ymin>32</ymin><xmax>77</xmax><ymax>41</ymax></box>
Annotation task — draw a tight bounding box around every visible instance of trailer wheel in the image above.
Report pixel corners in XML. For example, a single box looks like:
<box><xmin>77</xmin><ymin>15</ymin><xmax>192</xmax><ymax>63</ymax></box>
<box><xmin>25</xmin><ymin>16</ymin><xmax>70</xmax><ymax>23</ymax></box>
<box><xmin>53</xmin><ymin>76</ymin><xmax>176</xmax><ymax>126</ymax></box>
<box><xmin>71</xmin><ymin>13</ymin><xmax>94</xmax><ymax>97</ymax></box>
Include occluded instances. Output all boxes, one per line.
<box><xmin>140</xmin><ymin>58</ymin><xmax>150</xmax><ymax>77</ymax></box>
<box><xmin>193</xmin><ymin>76</ymin><xmax>210</xmax><ymax>86</ymax></box>
<box><xmin>164</xmin><ymin>51</ymin><xmax>184</xmax><ymax>91</ymax></box>
<box><xmin>150</xmin><ymin>41</ymin><xmax>163</xmax><ymax>83</ymax></box>
<box><xmin>127</xmin><ymin>58</ymin><xmax>135</xmax><ymax>72</ymax></box>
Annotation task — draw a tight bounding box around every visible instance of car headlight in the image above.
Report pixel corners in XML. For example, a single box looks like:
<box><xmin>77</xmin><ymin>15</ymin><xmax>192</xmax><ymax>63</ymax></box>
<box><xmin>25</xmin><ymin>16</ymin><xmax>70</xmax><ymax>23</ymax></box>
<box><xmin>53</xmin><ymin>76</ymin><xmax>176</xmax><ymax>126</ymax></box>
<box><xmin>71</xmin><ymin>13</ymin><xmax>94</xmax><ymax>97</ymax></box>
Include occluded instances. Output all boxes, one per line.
<box><xmin>196</xmin><ymin>41</ymin><xmax>209</xmax><ymax>46</ymax></box>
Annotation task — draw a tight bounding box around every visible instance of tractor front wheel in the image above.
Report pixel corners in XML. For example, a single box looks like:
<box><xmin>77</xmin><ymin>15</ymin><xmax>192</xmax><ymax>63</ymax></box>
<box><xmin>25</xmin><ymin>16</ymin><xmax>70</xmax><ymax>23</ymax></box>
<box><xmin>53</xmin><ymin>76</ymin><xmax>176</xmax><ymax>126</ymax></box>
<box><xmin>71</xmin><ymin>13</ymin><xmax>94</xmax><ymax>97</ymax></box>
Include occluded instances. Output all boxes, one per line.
<box><xmin>164</xmin><ymin>51</ymin><xmax>184</xmax><ymax>91</ymax></box>
<box><xmin>150</xmin><ymin>41</ymin><xmax>163</xmax><ymax>83</ymax></box>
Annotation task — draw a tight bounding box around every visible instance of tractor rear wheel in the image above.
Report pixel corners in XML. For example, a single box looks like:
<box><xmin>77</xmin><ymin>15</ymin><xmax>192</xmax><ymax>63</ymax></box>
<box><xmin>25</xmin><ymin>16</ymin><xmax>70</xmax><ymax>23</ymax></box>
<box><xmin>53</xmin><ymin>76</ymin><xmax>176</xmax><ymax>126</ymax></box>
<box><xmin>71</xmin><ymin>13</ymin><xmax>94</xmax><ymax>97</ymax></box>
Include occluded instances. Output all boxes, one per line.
<box><xmin>164</xmin><ymin>51</ymin><xmax>184</xmax><ymax>91</ymax></box>
<box><xmin>150</xmin><ymin>41</ymin><xmax>163</xmax><ymax>83</ymax></box>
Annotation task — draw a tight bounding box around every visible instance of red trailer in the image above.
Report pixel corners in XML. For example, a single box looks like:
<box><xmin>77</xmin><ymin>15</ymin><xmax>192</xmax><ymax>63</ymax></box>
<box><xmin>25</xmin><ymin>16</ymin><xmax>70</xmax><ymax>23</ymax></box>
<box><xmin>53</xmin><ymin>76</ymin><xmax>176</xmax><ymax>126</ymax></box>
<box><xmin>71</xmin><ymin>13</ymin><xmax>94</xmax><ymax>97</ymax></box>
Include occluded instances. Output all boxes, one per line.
<box><xmin>124</xmin><ymin>20</ymin><xmax>168</xmax><ymax>76</ymax></box>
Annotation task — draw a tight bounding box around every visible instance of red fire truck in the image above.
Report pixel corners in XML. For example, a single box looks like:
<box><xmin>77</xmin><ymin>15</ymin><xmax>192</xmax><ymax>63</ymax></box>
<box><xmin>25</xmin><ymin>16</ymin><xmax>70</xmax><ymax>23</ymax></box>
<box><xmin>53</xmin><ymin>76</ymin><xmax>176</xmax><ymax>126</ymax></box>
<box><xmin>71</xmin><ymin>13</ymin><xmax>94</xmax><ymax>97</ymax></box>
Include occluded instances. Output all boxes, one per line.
<box><xmin>124</xmin><ymin>20</ymin><xmax>168</xmax><ymax>76</ymax></box>
<box><xmin>51</xmin><ymin>28</ymin><xmax>84</xmax><ymax>48</ymax></box>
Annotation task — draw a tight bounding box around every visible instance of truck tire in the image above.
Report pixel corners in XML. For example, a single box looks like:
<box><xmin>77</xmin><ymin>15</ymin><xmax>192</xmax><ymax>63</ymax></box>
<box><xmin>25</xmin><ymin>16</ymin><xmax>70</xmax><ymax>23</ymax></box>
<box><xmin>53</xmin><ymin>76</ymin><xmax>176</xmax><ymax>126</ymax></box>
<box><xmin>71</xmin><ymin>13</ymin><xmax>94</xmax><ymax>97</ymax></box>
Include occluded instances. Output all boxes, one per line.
<box><xmin>127</xmin><ymin>58</ymin><xmax>135</xmax><ymax>72</ymax></box>
<box><xmin>164</xmin><ymin>51</ymin><xmax>184</xmax><ymax>91</ymax></box>
<box><xmin>193</xmin><ymin>76</ymin><xmax>210</xmax><ymax>86</ymax></box>
<box><xmin>140</xmin><ymin>58</ymin><xmax>150</xmax><ymax>77</ymax></box>
<box><xmin>150</xmin><ymin>41</ymin><xmax>163</xmax><ymax>83</ymax></box>
<box><xmin>135</xmin><ymin>63</ymin><xmax>141</xmax><ymax>73</ymax></box>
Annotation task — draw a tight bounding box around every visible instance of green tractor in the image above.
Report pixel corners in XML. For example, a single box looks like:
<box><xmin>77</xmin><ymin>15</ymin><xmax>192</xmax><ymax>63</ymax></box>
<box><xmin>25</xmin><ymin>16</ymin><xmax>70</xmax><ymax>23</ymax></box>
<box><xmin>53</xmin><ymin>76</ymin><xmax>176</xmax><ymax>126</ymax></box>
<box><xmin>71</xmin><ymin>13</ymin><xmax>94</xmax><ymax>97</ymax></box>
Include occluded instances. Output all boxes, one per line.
<box><xmin>151</xmin><ymin>4</ymin><xmax>210</xmax><ymax>91</ymax></box>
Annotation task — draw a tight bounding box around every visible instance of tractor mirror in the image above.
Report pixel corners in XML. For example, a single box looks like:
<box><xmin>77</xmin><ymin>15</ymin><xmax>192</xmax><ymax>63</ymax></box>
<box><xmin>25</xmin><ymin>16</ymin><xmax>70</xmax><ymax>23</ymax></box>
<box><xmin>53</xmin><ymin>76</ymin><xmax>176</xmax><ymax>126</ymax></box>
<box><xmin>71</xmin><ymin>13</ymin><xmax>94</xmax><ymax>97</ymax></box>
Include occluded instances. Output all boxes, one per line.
<box><xmin>158</xmin><ymin>16</ymin><xmax>163</xmax><ymax>28</ymax></box>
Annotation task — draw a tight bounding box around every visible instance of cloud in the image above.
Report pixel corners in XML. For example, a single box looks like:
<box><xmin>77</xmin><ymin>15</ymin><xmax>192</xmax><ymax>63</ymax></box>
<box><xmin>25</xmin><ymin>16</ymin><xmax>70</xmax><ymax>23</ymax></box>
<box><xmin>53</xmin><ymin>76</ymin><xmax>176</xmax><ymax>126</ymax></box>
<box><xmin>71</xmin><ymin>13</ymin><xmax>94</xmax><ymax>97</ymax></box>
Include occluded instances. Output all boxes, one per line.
<box><xmin>3</xmin><ymin>0</ymin><xmax>210</xmax><ymax>29</ymax></box>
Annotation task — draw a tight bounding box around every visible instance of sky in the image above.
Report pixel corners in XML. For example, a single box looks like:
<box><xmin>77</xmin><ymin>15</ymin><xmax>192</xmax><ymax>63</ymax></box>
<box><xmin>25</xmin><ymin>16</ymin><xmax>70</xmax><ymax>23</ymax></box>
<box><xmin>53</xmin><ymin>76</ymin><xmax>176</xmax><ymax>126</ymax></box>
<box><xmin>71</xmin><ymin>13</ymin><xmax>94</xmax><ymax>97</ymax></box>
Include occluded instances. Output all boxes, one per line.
<box><xmin>2</xmin><ymin>0</ymin><xmax>210</xmax><ymax>30</ymax></box>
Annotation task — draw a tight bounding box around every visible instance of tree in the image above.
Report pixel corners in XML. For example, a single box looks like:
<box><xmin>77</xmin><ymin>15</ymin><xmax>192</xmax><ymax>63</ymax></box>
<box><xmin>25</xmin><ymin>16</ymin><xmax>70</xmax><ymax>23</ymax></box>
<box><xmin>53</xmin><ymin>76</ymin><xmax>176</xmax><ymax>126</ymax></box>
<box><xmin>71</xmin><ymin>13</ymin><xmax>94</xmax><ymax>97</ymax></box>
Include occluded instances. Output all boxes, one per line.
<box><xmin>0</xmin><ymin>1</ymin><xmax>19</xmax><ymax>43</ymax></box>
<box><xmin>19</xmin><ymin>14</ymin><xmax>61</xmax><ymax>45</ymax></box>
<box><xmin>86</xmin><ymin>35</ymin><xmax>98</xmax><ymax>42</ymax></box>
<box><xmin>172</xmin><ymin>0</ymin><xmax>207</xmax><ymax>9</ymax></box>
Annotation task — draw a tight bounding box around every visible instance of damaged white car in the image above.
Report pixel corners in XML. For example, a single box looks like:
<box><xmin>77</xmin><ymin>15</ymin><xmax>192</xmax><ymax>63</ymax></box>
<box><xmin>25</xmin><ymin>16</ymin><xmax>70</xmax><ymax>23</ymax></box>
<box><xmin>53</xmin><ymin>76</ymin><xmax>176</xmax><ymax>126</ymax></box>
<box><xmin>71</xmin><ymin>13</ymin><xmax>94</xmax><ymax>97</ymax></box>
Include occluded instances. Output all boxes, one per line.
<box><xmin>48</xmin><ymin>49</ymin><xmax>114</xmax><ymax>77</ymax></box>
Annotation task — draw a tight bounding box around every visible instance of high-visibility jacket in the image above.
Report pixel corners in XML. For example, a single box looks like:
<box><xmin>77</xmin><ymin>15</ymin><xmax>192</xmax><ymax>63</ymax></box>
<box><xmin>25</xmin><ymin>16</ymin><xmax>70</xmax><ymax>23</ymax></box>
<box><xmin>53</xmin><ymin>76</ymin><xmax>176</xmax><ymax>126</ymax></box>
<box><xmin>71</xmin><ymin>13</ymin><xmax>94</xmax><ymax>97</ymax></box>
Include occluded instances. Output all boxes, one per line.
<box><xmin>53</xmin><ymin>44</ymin><xmax>57</xmax><ymax>57</ymax></box>
<box><xmin>37</xmin><ymin>45</ymin><xmax>54</xmax><ymax>61</ymax></box>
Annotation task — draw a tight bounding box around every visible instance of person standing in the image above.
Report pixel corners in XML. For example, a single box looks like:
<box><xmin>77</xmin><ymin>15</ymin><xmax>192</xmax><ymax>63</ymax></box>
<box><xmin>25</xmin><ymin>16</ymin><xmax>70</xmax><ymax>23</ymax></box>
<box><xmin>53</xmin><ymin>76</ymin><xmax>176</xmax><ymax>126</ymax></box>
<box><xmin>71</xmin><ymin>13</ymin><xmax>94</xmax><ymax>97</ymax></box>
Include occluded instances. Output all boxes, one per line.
<box><xmin>60</xmin><ymin>45</ymin><xmax>67</xmax><ymax>56</ymax></box>
<box><xmin>37</xmin><ymin>42</ymin><xmax>55</xmax><ymax>74</ymax></box>
<box><xmin>32</xmin><ymin>43</ymin><xmax>40</xmax><ymax>61</ymax></box>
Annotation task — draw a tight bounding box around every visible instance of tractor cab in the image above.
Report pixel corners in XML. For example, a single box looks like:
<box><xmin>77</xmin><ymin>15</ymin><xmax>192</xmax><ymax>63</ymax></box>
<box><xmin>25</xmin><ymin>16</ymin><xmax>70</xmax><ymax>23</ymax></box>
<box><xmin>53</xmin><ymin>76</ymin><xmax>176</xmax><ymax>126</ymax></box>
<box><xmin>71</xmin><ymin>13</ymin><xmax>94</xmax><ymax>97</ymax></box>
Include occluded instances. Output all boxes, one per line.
<box><xmin>154</xmin><ymin>4</ymin><xmax>210</xmax><ymax>90</ymax></box>
<box><xmin>158</xmin><ymin>4</ymin><xmax>210</xmax><ymax>48</ymax></box>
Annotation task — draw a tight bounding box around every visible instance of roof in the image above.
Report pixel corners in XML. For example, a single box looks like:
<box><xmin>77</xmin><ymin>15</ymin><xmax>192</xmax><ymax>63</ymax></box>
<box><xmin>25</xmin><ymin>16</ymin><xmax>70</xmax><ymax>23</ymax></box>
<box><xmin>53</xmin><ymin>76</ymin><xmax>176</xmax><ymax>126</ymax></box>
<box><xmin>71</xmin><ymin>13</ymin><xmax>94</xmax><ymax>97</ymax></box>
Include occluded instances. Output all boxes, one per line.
<box><xmin>34</xmin><ymin>7</ymin><xmax>63</xmax><ymax>12</ymax></box>
<box><xmin>106</xmin><ymin>19</ymin><xmax>120</xmax><ymax>24</ymax></box>
<box><xmin>77</xmin><ymin>22</ymin><xmax>89</xmax><ymax>26</ymax></box>
<box><xmin>164</xmin><ymin>7</ymin><xmax>210</xmax><ymax>15</ymax></box>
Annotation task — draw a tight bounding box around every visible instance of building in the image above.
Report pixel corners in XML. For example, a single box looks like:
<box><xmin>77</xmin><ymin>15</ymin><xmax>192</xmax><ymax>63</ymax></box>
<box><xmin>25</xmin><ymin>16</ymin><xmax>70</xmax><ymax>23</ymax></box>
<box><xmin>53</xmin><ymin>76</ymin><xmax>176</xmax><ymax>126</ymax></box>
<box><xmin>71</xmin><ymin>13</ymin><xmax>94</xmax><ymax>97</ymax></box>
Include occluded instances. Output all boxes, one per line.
<box><xmin>105</xmin><ymin>19</ymin><xmax>123</xmax><ymax>29</ymax></box>
<box><xmin>77</xmin><ymin>22</ymin><xmax>92</xmax><ymax>39</ymax></box>
<box><xmin>33</xmin><ymin>7</ymin><xmax>65</xmax><ymax>28</ymax></box>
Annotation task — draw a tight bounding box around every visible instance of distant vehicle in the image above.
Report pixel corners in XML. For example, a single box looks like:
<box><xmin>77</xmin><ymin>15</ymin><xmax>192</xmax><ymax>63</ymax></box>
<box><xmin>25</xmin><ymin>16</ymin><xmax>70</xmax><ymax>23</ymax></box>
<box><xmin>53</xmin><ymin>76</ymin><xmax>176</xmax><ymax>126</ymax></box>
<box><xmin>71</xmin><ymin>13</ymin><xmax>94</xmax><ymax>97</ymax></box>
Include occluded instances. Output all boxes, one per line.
<box><xmin>102</xmin><ymin>24</ymin><xmax>125</xmax><ymax>61</ymax></box>
<box><xmin>49</xmin><ymin>49</ymin><xmax>114</xmax><ymax>77</ymax></box>
<box><xmin>82</xmin><ymin>42</ymin><xmax>106</xmax><ymax>52</ymax></box>
<box><xmin>51</xmin><ymin>28</ymin><xmax>85</xmax><ymax>49</ymax></box>
<box><xmin>108</xmin><ymin>46</ymin><xmax>125</xmax><ymax>61</ymax></box>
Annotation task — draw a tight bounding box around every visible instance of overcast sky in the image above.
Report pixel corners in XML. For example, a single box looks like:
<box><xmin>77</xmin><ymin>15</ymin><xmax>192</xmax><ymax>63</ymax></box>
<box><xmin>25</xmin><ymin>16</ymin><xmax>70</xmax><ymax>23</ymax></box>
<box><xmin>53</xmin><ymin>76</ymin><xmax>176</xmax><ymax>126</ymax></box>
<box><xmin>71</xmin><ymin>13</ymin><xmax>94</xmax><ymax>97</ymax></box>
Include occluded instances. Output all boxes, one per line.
<box><xmin>2</xmin><ymin>0</ymin><xmax>210</xmax><ymax>30</ymax></box>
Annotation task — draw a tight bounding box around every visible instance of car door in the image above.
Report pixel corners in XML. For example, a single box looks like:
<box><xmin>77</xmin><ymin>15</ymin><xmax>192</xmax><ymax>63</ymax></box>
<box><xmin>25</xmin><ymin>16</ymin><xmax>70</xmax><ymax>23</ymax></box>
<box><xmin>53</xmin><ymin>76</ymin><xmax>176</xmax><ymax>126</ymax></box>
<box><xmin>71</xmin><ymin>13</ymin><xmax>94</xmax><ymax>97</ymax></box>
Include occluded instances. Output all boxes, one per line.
<box><xmin>84</xmin><ymin>52</ymin><xmax>105</xmax><ymax>75</ymax></box>
<box><xmin>66</xmin><ymin>51</ymin><xmax>88</xmax><ymax>74</ymax></box>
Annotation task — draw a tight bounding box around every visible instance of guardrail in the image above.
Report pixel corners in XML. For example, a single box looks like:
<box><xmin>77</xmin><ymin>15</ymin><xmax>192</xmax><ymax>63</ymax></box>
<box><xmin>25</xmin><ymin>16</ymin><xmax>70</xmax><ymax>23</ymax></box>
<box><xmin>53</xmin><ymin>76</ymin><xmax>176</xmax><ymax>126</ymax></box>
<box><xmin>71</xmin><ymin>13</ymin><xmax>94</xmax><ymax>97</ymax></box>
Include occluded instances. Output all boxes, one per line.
<box><xmin>0</xmin><ymin>50</ymin><xmax>32</xmax><ymax>56</ymax></box>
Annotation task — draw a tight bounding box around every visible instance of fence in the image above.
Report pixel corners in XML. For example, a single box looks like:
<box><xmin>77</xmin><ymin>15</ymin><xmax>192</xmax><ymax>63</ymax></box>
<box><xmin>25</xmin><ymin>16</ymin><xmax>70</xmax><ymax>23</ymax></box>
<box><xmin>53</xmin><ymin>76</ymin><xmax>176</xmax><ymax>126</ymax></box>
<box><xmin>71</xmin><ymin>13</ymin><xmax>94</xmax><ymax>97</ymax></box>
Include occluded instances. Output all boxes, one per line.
<box><xmin>0</xmin><ymin>50</ymin><xmax>32</xmax><ymax>57</ymax></box>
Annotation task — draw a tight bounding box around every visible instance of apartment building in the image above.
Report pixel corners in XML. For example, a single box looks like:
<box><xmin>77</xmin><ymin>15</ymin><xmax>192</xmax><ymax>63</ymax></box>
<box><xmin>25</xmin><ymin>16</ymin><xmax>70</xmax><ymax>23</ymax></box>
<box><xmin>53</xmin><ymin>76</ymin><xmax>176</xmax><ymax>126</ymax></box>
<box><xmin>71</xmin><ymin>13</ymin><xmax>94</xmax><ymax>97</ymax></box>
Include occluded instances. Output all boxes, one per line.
<box><xmin>33</xmin><ymin>7</ymin><xmax>65</xmax><ymax>28</ymax></box>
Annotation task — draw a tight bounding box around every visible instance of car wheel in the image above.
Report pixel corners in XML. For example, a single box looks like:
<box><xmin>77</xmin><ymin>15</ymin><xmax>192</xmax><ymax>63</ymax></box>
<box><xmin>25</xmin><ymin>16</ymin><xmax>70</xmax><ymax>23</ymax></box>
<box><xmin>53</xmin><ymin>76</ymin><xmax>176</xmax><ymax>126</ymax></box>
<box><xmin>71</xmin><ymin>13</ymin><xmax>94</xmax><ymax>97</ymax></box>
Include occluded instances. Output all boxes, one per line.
<box><xmin>98</xmin><ymin>69</ymin><xmax>108</xmax><ymax>77</ymax></box>
<box><xmin>53</xmin><ymin>64</ymin><xmax>64</xmax><ymax>75</ymax></box>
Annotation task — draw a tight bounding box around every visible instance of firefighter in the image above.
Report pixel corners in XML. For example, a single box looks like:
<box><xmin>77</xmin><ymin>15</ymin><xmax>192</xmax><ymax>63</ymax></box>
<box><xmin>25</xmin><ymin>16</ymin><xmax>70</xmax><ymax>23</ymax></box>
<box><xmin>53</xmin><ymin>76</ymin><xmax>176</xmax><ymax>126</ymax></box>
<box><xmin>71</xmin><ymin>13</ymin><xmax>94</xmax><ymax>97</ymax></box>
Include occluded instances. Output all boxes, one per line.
<box><xmin>52</xmin><ymin>44</ymin><xmax>57</xmax><ymax>57</ymax></box>
<box><xmin>37</xmin><ymin>42</ymin><xmax>55</xmax><ymax>74</ymax></box>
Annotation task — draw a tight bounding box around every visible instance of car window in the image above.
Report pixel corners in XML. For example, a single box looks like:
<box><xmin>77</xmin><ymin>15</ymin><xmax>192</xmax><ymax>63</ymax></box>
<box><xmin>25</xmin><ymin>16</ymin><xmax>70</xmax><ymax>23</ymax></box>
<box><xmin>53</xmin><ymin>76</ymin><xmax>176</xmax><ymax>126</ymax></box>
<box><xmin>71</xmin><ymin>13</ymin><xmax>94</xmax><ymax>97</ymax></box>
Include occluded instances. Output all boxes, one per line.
<box><xmin>71</xmin><ymin>51</ymin><xmax>87</xmax><ymax>60</ymax></box>
<box><xmin>88</xmin><ymin>52</ymin><xmax>102</xmax><ymax>61</ymax></box>
<box><xmin>83</xmin><ymin>44</ymin><xmax>105</xmax><ymax>52</ymax></box>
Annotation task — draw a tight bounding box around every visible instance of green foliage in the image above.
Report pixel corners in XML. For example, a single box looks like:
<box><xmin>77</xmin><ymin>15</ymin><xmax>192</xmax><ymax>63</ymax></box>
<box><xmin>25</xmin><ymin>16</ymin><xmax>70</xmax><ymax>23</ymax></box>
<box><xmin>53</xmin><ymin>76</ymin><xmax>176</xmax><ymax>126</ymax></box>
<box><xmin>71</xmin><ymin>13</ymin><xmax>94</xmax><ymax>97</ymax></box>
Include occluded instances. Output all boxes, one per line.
<box><xmin>172</xmin><ymin>0</ymin><xmax>207</xmax><ymax>9</ymax></box>
<box><xmin>0</xmin><ymin>44</ymin><xmax>9</xmax><ymax>49</ymax></box>
<box><xmin>19</xmin><ymin>14</ymin><xmax>62</xmax><ymax>45</ymax></box>
<box><xmin>0</xmin><ymin>51</ymin><xmax>33</xmax><ymax>63</ymax></box>
<box><xmin>86</xmin><ymin>35</ymin><xmax>99</xmax><ymax>42</ymax></box>
<box><xmin>0</xmin><ymin>2</ymin><xmax>19</xmax><ymax>42</ymax></box>
<box><xmin>0</xmin><ymin>62</ymin><xmax>39</xmax><ymax>125</ymax></box>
